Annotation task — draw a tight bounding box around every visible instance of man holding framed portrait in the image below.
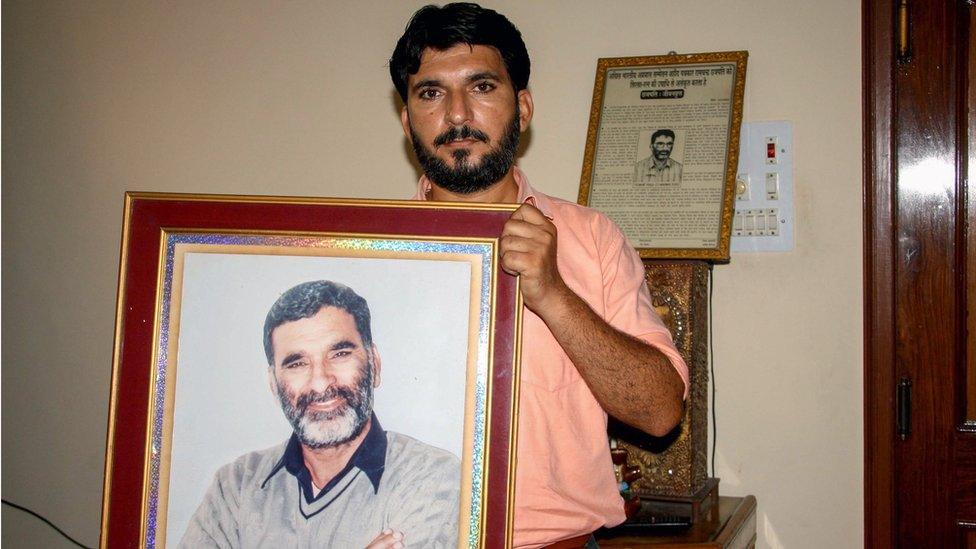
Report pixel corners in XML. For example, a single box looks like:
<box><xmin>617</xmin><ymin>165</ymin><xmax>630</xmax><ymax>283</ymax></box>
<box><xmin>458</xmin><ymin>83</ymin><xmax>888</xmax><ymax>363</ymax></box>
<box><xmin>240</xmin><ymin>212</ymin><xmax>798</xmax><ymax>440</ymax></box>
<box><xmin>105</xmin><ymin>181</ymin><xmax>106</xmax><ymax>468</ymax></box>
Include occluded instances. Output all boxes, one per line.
<box><xmin>390</xmin><ymin>3</ymin><xmax>690</xmax><ymax>547</ymax></box>
<box><xmin>99</xmin><ymin>4</ymin><xmax>691</xmax><ymax>548</ymax></box>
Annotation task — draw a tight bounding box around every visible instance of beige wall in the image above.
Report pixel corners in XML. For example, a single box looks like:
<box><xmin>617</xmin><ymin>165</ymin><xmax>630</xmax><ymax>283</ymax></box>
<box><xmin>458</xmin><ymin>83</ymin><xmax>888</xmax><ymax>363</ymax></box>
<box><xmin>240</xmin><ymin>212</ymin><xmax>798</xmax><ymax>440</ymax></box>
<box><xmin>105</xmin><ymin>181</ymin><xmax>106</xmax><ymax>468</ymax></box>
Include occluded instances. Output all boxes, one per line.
<box><xmin>1</xmin><ymin>2</ymin><xmax>862</xmax><ymax>547</ymax></box>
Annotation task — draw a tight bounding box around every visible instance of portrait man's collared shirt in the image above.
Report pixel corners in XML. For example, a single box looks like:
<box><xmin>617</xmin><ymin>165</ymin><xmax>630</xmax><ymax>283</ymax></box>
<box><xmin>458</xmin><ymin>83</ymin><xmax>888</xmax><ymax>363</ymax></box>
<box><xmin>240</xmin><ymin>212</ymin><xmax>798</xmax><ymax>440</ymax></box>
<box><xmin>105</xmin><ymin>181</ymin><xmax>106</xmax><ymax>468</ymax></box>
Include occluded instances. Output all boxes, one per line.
<box><xmin>180</xmin><ymin>415</ymin><xmax>460</xmax><ymax>548</ymax></box>
<box><xmin>413</xmin><ymin>168</ymin><xmax>689</xmax><ymax>548</ymax></box>
<box><xmin>634</xmin><ymin>156</ymin><xmax>683</xmax><ymax>182</ymax></box>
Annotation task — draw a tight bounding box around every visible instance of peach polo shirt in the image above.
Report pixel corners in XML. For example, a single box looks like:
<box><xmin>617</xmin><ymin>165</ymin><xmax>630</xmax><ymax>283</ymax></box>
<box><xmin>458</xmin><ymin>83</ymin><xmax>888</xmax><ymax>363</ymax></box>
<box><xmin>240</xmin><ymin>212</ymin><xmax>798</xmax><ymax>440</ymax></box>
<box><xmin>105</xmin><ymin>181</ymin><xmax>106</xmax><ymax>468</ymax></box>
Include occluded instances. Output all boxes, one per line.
<box><xmin>413</xmin><ymin>168</ymin><xmax>689</xmax><ymax>548</ymax></box>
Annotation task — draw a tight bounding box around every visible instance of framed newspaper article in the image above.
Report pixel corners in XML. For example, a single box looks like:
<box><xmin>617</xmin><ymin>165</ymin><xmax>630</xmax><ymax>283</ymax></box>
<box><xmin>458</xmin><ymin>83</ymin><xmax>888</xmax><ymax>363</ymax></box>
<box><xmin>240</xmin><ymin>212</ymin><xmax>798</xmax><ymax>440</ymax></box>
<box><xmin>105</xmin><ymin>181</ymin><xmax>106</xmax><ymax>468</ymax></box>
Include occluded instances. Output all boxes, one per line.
<box><xmin>577</xmin><ymin>51</ymin><xmax>748</xmax><ymax>261</ymax></box>
<box><xmin>100</xmin><ymin>193</ymin><xmax>522</xmax><ymax>548</ymax></box>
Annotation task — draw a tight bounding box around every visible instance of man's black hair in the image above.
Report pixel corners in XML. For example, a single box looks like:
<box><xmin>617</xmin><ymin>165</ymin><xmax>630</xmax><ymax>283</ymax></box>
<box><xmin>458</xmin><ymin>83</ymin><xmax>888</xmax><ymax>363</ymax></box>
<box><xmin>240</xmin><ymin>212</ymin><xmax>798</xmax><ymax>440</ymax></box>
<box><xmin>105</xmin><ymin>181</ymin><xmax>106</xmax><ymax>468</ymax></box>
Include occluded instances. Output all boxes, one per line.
<box><xmin>389</xmin><ymin>2</ymin><xmax>530</xmax><ymax>102</ymax></box>
<box><xmin>651</xmin><ymin>128</ymin><xmax>676</xmax><ymax>143</ymax></box>
<box><xmin>263</xmin><ymin>280</ymin><xmax>373</xmax><ymax>365</ymax></box>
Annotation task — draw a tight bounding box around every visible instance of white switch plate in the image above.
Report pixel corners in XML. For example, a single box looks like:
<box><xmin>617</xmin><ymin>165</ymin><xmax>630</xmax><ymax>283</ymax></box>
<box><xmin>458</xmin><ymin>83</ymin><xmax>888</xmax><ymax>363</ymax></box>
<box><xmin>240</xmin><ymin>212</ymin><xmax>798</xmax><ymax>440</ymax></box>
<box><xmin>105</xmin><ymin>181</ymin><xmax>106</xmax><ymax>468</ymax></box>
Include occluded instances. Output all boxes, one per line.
<box><xmin>732</xmin><ymin>121</ymin><xmax>794</xmax><ymax>252</ymax></box>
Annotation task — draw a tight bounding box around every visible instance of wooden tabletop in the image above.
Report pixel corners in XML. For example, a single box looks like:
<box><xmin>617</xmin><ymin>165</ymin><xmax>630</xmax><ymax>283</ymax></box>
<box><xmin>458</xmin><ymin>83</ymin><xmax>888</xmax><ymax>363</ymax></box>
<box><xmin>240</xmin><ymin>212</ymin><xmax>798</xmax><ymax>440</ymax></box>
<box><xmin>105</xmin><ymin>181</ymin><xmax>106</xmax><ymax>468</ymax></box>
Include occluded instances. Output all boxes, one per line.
<box><xmin>596</xmin><ymin>496</ymin><xmax>757</xmax><ymax>548</ymax></box>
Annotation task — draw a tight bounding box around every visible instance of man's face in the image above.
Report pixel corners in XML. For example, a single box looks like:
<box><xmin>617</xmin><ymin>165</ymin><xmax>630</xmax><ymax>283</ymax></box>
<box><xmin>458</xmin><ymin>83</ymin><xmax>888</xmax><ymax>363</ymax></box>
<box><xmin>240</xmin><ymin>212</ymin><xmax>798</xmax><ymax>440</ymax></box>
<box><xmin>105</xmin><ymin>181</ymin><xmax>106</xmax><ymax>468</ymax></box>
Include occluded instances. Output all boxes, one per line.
<box><xmin>400</xmin><ymin>44</ymin><xmax>533</xmax><ymax>194</ymax></box>
<box><xmin>652</xmin><ymin>135</ymin><xmax>675</xmax><ymax>161</ymax></box>
<box><xmin>269</xmin><ymin>306</ymin><xmax>381</xmax><ymax>449</ymax></box>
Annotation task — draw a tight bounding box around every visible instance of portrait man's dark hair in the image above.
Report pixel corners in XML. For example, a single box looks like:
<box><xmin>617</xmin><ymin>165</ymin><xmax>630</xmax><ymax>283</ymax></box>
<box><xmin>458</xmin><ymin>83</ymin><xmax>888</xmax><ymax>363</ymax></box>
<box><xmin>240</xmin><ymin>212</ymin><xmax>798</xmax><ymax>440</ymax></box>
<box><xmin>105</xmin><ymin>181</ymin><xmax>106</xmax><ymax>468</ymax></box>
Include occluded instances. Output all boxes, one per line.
<box><xmin>263</xmin><ymin>280</ymin><xmax>373</xmax><ymax>365</ymax></box>
<box><xmin>651</xmin><ymin>128</ymin><xmax>676</xmax><ymax>143</ymax></box>
<box><xmin>389</xmin><ymin>2</ymin><xmax>530</xmax><ymax>102</ymax></box>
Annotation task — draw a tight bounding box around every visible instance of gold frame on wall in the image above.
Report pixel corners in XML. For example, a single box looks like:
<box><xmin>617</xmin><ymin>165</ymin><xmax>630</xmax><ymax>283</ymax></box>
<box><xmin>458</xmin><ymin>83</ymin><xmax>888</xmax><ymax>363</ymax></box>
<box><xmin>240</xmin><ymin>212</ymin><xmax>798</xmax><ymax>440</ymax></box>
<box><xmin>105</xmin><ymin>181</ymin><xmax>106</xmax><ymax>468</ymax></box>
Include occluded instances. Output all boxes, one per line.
<box><xmin>577</xmin><ymin>51</ymin><xmax>748</xmax><ymax>261</ymax></box>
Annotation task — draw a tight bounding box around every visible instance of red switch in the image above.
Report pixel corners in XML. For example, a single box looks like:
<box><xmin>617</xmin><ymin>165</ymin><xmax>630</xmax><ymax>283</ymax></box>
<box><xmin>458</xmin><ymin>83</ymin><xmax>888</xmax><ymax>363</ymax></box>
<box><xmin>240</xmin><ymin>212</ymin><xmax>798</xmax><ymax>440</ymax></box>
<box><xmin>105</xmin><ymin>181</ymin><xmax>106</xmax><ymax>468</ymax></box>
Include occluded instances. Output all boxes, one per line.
<box><xmin>765</xmin><ymin>138</ymin><xmax>778</xmax><ymax>164</ymax></box>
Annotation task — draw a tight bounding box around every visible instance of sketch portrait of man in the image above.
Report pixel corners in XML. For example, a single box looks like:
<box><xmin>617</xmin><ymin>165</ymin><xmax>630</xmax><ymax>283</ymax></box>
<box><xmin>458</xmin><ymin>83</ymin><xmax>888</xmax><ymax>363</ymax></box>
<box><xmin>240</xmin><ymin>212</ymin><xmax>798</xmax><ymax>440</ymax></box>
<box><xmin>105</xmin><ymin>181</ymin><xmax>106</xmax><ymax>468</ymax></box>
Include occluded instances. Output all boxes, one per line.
<box><xmin>634</xmin><ymin>128</ymin><xmax>683</xmax><ymax>183</ymax></box>
<box><xmin>179</xmin><ymin>280</ymin><xmax>460</xmax><ymax>548</ymax></box>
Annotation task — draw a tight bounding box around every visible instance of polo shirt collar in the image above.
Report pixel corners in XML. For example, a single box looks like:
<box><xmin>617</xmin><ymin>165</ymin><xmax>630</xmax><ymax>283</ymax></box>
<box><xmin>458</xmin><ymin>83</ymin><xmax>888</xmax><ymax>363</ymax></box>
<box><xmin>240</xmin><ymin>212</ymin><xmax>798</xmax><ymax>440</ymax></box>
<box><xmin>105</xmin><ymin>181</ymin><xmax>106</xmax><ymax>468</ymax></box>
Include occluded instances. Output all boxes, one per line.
<box><xmin>645</xmin><ymin>157</ymin><xmax>673</xmax><ymax>173</ymax></box>
<box><xmin>414</xmin><ymin>167</ymin><xmax>555</xmax><ymax>220</ymax></box>
<box><xmin>262</xmin><ymin>413</ymin><xmax>388</xmax><ymax>499</ymax></box>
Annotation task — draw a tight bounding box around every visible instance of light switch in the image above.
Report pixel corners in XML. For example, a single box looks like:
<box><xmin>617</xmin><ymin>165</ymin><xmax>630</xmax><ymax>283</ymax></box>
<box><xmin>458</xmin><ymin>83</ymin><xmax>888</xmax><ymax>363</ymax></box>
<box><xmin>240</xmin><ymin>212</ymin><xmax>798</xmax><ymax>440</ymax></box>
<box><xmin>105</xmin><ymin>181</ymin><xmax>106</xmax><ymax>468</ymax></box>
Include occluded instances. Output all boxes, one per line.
<box><xmin>765</xmin><ymin>136</ymin><xmax>778</xmax><ymax>164</ymax></box>
<box><xmin>765</xmin><ymin>172</ymin><xmax>779</xmax><ymax>200</ymax></box>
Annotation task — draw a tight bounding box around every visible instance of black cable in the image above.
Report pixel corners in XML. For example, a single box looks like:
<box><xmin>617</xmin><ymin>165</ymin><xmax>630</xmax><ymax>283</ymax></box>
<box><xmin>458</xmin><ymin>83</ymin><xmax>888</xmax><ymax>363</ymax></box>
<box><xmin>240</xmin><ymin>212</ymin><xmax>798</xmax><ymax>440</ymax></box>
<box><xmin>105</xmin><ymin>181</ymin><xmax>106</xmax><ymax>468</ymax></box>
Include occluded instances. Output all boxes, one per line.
<box><xmin>1</xmin><ymin>499</ymin><xmax>93</xmax><ymax>549</ymax></box>
<box><xmin>708</xmin><ymin>264</ymin><xmax>716</xmax><ymax>479</ymax></box>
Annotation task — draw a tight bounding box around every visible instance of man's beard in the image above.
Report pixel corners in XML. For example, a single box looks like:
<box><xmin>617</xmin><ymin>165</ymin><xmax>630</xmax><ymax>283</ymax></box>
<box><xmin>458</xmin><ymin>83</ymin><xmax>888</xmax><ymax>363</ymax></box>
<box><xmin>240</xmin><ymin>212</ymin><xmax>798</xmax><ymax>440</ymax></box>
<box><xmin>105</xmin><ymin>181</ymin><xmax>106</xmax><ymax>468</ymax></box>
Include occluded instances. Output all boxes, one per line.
<box><xmin>410</xmin><ymin>109</ymin><xmax>521</xmax><ymax>195</ymax></box>
<box><xmin>276</xmin><ymin>359</ymin><xmax>374</xmax><ymax>449</ymax></box>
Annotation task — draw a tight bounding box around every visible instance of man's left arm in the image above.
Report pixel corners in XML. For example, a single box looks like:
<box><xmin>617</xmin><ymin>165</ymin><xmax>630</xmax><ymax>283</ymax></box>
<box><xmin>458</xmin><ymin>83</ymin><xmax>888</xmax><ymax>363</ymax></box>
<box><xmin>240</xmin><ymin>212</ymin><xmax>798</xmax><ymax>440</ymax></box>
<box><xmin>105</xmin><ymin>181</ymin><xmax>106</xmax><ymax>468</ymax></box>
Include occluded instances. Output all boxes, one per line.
<box><xmin>501</xmin><ymin>204</ymin><xmax>686</xmax><ymax>437</ymax></box>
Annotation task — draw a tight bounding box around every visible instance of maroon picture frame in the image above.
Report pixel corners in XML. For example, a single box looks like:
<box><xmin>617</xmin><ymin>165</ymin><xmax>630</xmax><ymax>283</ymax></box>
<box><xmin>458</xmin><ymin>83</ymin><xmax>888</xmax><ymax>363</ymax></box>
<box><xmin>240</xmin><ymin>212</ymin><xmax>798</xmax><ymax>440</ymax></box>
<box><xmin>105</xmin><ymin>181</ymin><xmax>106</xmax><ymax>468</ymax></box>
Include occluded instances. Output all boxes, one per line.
<box><xmin>99</xmin><ymin>193</ymin><xmax>522</xmax><ymax>548</ymax></box>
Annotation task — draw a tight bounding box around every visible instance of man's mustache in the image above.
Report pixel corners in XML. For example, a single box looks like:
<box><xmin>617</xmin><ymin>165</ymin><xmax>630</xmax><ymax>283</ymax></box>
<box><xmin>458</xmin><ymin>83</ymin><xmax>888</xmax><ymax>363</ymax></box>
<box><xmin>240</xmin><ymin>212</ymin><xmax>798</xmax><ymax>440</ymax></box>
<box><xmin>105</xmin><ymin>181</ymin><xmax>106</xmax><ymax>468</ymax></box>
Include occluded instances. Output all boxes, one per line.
<box><xmin>434</xmin><ymin>125</ymin><xmax>490</xmax><ymax>147</ymax></box>
<box><xmin>296</xmin><ymin>386</ymin><xmax>357</xmax><ymax>414</ymax></box>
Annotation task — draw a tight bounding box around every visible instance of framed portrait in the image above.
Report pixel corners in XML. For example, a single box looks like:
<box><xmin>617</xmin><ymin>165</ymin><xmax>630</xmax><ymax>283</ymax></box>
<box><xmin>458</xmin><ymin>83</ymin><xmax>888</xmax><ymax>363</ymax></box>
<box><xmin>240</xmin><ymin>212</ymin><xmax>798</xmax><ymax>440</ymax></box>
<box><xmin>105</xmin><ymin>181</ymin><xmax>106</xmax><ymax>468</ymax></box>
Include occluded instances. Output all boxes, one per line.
<box><xmin>99</xmin><ymin>194</ymin><xmax>522</xmax><ymax>548</ymax></box>
<box><xmin>577</xmin><ymin>51</ymin><xmax>748</xmax><ymax>261</ymax></box>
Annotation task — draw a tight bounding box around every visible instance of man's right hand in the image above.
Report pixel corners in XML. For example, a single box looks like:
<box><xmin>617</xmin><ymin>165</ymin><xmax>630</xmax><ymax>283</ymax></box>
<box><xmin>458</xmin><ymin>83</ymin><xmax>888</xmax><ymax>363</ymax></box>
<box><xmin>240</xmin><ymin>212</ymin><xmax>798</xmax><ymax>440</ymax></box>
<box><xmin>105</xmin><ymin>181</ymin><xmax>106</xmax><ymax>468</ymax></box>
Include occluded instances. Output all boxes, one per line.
<box><xmin>366</xmin><ymin>529</ymin><xmax>405</xmax><ymax>549</ymax></box>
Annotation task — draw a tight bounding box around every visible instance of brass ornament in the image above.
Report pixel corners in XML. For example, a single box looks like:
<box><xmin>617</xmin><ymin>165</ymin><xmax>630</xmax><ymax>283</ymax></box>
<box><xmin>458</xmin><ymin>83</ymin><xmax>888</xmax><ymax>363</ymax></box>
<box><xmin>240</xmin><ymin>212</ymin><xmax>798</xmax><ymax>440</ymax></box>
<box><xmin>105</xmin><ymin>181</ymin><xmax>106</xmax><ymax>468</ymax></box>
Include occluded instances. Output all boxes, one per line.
<box><xmin>610</xmin><ymin>260</ymin><xmax>709</xmax><ymax>497</ymax></box>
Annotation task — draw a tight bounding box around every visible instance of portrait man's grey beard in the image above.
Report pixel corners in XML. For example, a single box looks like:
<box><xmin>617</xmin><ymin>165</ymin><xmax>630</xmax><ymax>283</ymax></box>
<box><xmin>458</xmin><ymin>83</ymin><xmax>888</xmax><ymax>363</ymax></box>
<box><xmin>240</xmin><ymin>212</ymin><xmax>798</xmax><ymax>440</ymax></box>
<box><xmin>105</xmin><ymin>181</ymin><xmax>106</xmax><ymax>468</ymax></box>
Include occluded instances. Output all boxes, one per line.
<box><xmin>409</xmin><ymin>109</ymin><xmax>521</xmax><ymax>195</ymax></box>
<box><xmin>275</xmin><ymin>359</ymin><xmax>374</xmax><ymax>449</ymax></box>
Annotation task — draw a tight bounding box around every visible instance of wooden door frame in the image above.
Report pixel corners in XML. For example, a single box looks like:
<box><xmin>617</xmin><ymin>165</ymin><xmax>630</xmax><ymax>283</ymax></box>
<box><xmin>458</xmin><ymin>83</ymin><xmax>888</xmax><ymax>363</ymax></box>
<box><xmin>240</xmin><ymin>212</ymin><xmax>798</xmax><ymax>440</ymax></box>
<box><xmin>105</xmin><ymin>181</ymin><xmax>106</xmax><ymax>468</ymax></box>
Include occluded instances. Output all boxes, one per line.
<box><xmin>864</xmin><ymin>1</ymin><xmax>974</xmax><ymax>546</ymax></box>
<box><xmin>862</xmin><ymin>0</ymin><xmax>896</xmax><ymax>546</ymax></box>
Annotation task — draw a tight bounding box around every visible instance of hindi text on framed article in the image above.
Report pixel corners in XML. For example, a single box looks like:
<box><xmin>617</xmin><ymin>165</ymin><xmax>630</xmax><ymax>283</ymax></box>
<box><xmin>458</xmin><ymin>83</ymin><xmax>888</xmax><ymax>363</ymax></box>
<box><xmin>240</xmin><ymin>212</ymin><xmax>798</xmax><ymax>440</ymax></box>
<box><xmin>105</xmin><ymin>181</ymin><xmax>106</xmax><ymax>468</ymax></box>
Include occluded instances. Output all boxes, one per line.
<box><xmin>577</xmin><ymin>51</ymin><xmax>747</xmax><ymax>261</ymax></box>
